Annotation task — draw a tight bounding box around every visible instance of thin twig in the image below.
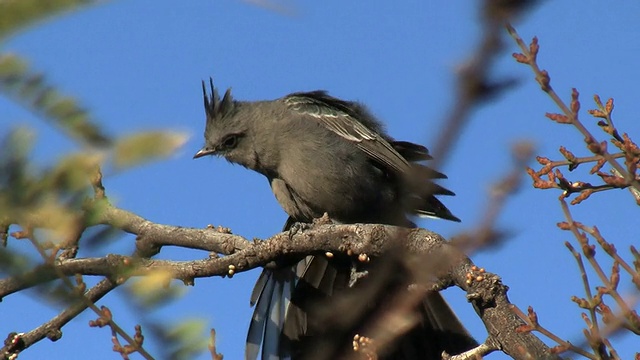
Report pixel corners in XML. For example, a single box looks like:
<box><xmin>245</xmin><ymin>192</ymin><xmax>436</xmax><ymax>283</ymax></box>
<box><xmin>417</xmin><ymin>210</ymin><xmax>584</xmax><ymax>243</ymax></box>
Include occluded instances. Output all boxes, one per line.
<box><xmin>1</xmin><ymin>278</ymin><xmax>117</xmax><ymax>357</ymax></box>
<box><xmin>505</xmin><ymin>23</ymin><xmax>640</xmax><ymax>193</ymax></box>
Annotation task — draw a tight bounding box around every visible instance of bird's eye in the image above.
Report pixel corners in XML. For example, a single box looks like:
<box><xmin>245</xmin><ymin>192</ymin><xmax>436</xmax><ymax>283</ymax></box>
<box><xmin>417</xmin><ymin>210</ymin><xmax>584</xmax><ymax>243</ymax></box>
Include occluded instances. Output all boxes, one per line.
<box><xmin>220</xmin><ymin>134</ymin><xmax>238</xmax><ymax>150</ymax></box>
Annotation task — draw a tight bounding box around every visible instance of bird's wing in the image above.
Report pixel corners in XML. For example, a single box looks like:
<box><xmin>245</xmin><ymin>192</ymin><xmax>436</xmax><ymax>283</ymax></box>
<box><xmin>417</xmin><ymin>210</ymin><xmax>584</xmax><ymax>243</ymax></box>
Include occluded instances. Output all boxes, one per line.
<box><xmin>284</xmin><ymin>91</ymin><xmax>411</xmax><ymax>175</ymax></box>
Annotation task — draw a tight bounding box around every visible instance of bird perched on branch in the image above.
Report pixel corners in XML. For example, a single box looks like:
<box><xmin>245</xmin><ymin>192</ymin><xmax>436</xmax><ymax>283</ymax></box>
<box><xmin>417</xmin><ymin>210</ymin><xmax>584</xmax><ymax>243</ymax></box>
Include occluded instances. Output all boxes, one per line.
<box><xmin>194</xmin><ymin>80</ymin><xmax>476</xmax><ymax>360</ymax></box>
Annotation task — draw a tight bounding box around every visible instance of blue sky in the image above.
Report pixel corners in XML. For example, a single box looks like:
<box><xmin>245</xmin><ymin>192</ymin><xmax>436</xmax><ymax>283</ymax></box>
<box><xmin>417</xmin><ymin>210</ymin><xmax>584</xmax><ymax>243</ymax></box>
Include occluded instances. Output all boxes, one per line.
<box><xmin>2</xmin><ymin>1</ymin><xmax>640</xmax><ymax>359</ymax></box>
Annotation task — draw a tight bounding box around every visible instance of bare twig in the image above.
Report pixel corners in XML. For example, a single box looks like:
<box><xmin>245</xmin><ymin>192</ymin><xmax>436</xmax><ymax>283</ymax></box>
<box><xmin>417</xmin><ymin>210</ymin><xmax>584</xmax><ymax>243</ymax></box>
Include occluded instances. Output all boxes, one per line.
<box><xmin>451</xmin><ymin>143</ymin><xmax>533</xmax><ymax>251</ymax></box>
<box><xmin>430</xmin><ymin>0</ymin><xmax>532</xmax><ymax>167</ymax></box>
<box><xmin>1</xmin><ymin>278</ymin><xmax>117</xmax><ymax>358</ymax></box>
<box><xmin>505</xmin><ymin>23</ymin><xmax>640</xmax><ymax>193</ymax></box>
<box><xmin>512</xmin><ymin>305</ymin><xmax>597</xmax><ymax>359</ymax></box>
<box><xmin>16</xmin><ymin>228</ymin><xmax>155</xmax><ymax>360</ymax></box>
<box><xmin>208</xmin><ymin>329</ymin><xmax>223</xmax><ymax>360</ymax></box>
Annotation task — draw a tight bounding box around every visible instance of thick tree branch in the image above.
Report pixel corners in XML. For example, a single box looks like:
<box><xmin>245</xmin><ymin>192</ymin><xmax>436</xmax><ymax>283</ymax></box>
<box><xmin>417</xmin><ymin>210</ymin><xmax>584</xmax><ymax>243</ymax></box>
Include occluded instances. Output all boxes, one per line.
<box><xmin>1</xmin><ymin>223</ymin><xmax>455</xmax><ymax>296</ymax></box>
<box><xmin>2</xmin><ymin>204</ymin><xmax>558</xmax><ymax>359</ymax></box>
<box><xmin>91</xmin><ymin>201</ymin><xmax>249</xmax><ymax>256</ymax></box>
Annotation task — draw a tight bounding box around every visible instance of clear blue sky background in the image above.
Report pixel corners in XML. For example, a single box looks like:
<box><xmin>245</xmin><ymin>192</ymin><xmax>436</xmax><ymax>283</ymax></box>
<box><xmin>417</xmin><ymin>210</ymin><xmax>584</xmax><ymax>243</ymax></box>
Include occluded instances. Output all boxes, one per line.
<box><xmin>2</xmin><ymin>1</ymin><xmax>639</xmax><ymax>359</ymax></box>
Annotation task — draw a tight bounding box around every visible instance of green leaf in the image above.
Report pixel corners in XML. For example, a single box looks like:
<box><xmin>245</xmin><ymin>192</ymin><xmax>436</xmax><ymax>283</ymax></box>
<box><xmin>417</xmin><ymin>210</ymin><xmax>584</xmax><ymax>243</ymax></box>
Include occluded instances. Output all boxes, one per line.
<box><xmin>0</xmin><ymin>127</ymin><xmax>35</xmax><ymax>209</ymax></box>
<box><xmin>128</xmin><ymin>270</ymin><xmax>186</xmax><ymax>307</ymax></box>
<box><xmin>113</xmin><ymin>131</ymin><xmax>188</xmax><ymax>169</ymax></box>
<box><xmin>164</xmin><ymin>319</ymin><xmax>209</xmax><ymax>360</ymax></box>
<box><xmin>44</xmin><ymin>152</ymin><xmax>103</xmax><ymax>192</ymax></box>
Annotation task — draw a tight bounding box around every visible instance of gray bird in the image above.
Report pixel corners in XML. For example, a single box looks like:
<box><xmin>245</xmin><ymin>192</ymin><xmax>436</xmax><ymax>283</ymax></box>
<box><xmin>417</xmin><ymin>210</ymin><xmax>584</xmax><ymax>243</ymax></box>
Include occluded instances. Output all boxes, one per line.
<box><xmin>194</xmin><ymin>80</ymin><xmax>476</xmax><ymax>360</ymax></box>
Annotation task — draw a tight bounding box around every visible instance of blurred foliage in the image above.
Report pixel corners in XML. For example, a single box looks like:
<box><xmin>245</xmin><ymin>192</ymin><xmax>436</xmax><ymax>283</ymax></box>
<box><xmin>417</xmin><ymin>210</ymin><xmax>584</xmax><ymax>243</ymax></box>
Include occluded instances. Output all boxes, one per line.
<box><xmin>0</xmin><ymin>128</ymin><xmax>96</xmax><ymax>243</ymax></box>
<box><xmin>0</xmin><ymin>3</ymin><xmax>187</xmax><ymax>237</ymax></box>
<box><xmin>1</xmin><ymin>2</ymin><xmax>194</xmax><ymax>359</ymax></box>
<box><xmin>0</xmin><ymin>0</ymin><xmax>99</xmax><ymax>40</ymax></box>
<box><xmin>128</xmin><ymin>270</ymin><xmax>187</xmax><ymax>307</ymax></box>
<box><xmin>0</xmin><ymin>246</ymin><xmax>32</xmax><ymax>275</ymax></box>
<box><xmin>0</xmin><ymin>54</ymin><xmax>112</xmax><ymax>147</ymax></box>
<box><xmin>162</xmin><ymin>319</ymin><xmax>209</xmax><ymax>360</ymax></box>
<box><xmin>114</xmin><ymin>131</ymin><xmax>188</xmax><ymax>169</ymax></box>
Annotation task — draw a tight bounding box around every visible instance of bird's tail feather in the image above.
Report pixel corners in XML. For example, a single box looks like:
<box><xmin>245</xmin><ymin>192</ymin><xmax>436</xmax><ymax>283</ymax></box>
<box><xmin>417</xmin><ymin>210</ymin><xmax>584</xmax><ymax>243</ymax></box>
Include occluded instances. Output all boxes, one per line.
<box><xmin>285</xmin><ymin>255</ymin><xmax>477</xmax><ymax>360</ymax></box>
<box><xmin>247</xmin><ymin>267</ymin><xmax>296</xmax><ymax>360</ymax></box>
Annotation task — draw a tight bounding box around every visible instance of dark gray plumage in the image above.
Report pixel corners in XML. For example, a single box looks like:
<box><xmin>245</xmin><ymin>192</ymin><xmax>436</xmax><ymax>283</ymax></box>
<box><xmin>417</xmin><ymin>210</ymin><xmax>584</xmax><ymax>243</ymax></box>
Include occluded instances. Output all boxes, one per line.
<box><xmin>194</xmin><ymin>80</ymin><xmax>476</xmax><ymax>360</ymax></box>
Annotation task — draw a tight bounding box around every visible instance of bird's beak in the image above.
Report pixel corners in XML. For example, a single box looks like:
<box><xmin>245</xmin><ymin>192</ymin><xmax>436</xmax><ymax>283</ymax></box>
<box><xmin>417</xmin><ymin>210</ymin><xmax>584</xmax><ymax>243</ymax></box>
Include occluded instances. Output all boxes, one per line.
<box><xmin>193</xmin><ymin>147</ymin><xmax>216</xmax><ymax>159</ymax></box>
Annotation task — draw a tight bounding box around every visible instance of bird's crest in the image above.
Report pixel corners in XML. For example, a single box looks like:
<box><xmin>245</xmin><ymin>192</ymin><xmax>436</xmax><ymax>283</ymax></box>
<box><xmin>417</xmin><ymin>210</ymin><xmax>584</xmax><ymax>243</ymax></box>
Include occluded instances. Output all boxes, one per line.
<box><xmin>202</xmin><ymin>78</ymin><xmax>235</xmax><ymax>121</ymax></box>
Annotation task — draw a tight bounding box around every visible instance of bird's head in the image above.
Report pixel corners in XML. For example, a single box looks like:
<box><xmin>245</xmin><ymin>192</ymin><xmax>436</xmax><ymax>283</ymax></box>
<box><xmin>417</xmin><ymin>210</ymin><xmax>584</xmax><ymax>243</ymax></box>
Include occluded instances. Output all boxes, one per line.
<box><xmin>193</xmin><ymin>79</ymin><xmax>255</xmax><ymax>168</ymax></box>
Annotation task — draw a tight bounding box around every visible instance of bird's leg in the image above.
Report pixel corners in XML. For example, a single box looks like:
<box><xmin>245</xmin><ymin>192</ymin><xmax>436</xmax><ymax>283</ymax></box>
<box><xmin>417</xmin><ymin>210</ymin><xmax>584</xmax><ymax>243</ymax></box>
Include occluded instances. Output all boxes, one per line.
<box><xmin>287</xmin><ymin>221</ymin><xmax>312</xmax><ymax>237</ymax></box>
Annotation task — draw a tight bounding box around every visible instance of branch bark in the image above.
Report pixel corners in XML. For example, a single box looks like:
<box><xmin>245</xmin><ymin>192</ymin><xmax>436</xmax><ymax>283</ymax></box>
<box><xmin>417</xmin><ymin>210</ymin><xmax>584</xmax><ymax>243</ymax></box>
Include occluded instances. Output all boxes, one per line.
<box><xmin>2</xmin><ymin>202</ymin><xmax>559</xmax><ymax>359</ymax></box>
